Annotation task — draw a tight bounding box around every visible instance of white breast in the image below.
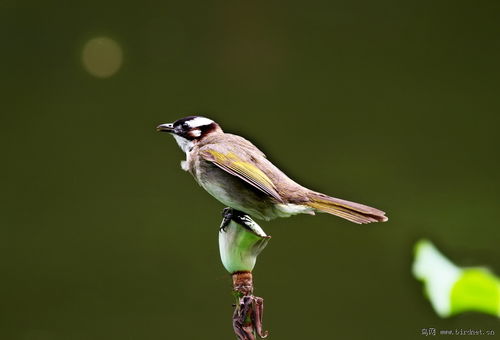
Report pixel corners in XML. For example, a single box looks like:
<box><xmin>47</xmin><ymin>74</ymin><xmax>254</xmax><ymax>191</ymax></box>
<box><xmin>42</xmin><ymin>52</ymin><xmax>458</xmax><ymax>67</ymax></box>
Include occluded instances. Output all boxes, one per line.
<box><xmin>200</xmin><ymin>180</ymin><xmax>233</xmax><ymax>206</ymax></box>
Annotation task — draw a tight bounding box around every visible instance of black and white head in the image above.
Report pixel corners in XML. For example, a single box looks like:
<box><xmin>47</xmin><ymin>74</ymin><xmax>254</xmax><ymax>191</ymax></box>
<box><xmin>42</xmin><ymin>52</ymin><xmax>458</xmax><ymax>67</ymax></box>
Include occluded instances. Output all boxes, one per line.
<box><xmin>157</xmin><ymin>116</ymin><xmax>221</xmax><ymax>152</ymax></box>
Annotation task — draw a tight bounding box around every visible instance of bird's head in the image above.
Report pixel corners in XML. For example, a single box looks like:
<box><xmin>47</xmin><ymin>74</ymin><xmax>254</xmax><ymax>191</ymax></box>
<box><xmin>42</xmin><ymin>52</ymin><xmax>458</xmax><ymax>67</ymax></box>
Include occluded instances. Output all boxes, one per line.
<box><xmin>157</xmin><ymin>116</ymin><xmax>222</xmax><ymax>152</ymax></box>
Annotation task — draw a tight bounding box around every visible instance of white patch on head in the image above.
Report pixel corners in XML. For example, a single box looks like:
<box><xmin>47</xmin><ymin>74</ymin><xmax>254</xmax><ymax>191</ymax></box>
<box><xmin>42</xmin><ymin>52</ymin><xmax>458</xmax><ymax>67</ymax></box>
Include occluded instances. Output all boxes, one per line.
<box><xmin>189</xmin><ymin>129</ymin><xmax>202</xmax><ymax>137</ymax></box>
<box><xmin>186</xmin><ymin>117</ymin><xmax>213</xmax><ymax>128</ymax></box>
<box><xmin>173</xmin><ymin>134</ymin><xmax>194</xmax><ymax>153</ymax></box>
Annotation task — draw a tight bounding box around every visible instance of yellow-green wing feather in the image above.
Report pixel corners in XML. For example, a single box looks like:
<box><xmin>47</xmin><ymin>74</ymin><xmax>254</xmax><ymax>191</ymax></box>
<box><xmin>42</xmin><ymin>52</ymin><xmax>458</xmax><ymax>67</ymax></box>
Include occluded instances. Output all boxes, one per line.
<box><xmin>201</xmin><ymin>149</ymin><xmax>283</xmax><ymax>202</ymax></box>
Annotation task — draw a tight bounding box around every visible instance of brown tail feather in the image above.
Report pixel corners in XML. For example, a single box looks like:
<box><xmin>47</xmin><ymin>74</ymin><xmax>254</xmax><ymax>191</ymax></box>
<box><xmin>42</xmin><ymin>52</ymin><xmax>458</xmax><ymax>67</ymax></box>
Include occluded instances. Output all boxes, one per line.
<box><xmin>305</xmin><ymin>192</ymin><xmax>388</xmax><ymax>224</ymax></box>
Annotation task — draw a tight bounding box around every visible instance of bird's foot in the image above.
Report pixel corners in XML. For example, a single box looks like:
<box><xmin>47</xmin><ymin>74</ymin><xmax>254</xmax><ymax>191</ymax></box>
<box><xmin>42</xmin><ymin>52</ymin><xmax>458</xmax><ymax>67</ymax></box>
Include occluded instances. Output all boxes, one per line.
<box><xmin>219</xmin><ymin>207</ymin><xmax>234</xmax><ymax>232</ymax></box>
<box><xmin>220</xmin><ymin>208</ymin><xmax>269</xmax><ymax>237</ymax></box>
<box><xmin>220</xmin><ymin>208</ymin><xmax>251</xmax><ymax>232</ymax></box>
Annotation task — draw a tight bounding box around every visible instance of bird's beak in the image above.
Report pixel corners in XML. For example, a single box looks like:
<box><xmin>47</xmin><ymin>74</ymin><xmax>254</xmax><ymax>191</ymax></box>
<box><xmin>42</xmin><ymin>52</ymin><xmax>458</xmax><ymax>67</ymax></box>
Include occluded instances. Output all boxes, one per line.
<box><xmin>156</xmin><ymin>123</ymin><xmax>174</xmax><ymax>133</ymax></box>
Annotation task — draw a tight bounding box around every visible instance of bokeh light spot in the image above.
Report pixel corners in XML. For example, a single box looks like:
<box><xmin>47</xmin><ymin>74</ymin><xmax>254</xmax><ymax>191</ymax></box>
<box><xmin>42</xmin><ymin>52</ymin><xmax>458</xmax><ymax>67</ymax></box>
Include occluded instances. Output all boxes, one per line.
<box><xmin>82</xmin><ymin>37</ymin><xmax>123</xmax><ymax>78</ymax></box>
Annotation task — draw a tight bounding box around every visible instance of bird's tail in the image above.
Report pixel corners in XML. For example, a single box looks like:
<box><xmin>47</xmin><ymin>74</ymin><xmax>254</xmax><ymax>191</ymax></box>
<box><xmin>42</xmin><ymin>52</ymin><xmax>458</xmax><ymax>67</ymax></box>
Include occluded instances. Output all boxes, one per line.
<box><xmin>304</xmin><ymin>192</ymin><xmax>388</xmax><ymax>224</ymax></box>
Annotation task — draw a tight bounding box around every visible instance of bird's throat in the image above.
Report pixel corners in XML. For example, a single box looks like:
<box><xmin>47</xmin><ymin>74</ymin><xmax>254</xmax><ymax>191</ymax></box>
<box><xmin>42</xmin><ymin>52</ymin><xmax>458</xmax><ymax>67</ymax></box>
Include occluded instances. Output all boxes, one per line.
<box><xmin>173</xmin><ymin>134</ymin><xmax>194</xmax><ymax>153</ymax></box>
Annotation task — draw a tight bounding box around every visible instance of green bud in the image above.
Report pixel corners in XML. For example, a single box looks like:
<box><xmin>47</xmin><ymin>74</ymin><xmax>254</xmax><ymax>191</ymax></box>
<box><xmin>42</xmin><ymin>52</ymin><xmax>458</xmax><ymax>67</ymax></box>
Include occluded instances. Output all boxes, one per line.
<box><xmin>219</xmin><ymin>210</ymin><xmax>271</xmax><ymax>274</ymax></box>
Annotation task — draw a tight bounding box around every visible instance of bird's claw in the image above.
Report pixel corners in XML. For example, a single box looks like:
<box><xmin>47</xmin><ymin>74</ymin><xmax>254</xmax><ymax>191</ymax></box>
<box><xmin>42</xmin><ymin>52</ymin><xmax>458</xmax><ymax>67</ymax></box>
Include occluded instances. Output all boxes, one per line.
<box><xmin>220</xmin><ymin>208</ymin><xmax>269</xmax><ymax>238</ymax></box>
<box><xmin>220</xmin><ymin>207</ymin><xmax>234</xmax><ymax>232</ymax></box>
<box><xmin>220</xmin><ymin>208</ymin><xmax>250</xmax><ymax>232</ymax></box>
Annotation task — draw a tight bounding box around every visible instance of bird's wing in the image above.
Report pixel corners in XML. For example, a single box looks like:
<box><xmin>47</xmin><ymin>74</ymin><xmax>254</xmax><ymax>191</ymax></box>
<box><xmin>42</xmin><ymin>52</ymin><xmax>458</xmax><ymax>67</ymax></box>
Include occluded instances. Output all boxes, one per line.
<box><xmin>199</xmin><ymin>146</ymin><xmax>283</xmax><ymax>202</ymax></box>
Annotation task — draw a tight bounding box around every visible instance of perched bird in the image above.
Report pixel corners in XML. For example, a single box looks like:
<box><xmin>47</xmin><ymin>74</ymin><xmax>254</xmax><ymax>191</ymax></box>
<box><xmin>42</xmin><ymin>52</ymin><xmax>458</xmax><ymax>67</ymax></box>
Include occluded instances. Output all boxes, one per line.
<box><xmin>157</xmin><ymin>116</ymin><xmax>388</xmax><ymax>224</ymax></box>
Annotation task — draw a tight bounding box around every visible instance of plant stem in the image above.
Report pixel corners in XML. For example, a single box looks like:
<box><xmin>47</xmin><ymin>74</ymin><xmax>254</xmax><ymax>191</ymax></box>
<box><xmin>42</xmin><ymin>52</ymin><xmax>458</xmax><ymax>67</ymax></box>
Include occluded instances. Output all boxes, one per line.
<box><xmin>218</xmin><ymin>208</ymin><xmax>269</xmax><ymax>339</ymax></box>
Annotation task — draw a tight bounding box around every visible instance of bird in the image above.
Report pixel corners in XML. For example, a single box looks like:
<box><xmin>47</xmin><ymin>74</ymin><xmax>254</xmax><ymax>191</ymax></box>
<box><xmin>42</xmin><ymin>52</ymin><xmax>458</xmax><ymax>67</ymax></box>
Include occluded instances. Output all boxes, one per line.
<box><xmin>157</xmin><ymin>116</ymin><xmax>388</xmax><ymax>224</ymax></box>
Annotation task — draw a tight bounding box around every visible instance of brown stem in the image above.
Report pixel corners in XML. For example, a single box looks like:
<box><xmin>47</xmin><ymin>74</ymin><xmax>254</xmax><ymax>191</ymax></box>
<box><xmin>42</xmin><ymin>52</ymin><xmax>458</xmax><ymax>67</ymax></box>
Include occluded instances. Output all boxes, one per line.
<box><xmin>233</xmin><ymin>271</ymin><xmax>254</xmax><ymax>296</ymax></box>
<box><xmin>231</xmin><ymin>272</ymin><xmax>268</xmax><ymax>340</ymax></box>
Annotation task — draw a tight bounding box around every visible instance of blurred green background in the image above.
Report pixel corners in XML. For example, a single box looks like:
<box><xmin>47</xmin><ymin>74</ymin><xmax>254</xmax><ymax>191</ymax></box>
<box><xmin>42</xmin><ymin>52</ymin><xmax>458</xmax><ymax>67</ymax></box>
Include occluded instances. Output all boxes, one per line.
<box><xmin>2</xmin><ymin>1</ymin><xmax>500</xmax><ymax>339</ymax></box>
